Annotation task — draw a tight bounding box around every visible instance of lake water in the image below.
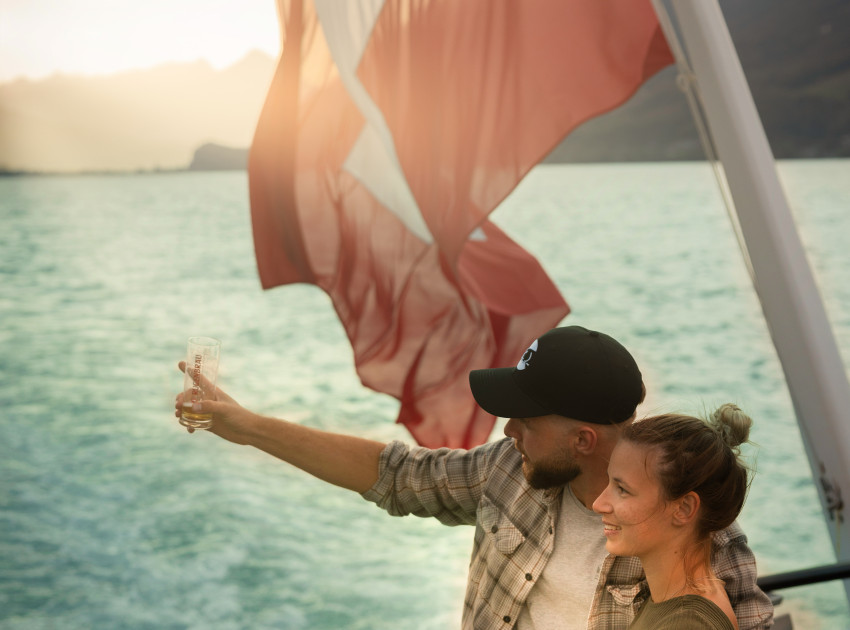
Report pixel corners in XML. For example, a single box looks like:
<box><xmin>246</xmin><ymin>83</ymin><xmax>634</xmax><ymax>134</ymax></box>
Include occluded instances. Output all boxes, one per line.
<box><xmin>2</xmin><ymin>161</ymin><xmax>849</xmax><ymax>629</ymax></box>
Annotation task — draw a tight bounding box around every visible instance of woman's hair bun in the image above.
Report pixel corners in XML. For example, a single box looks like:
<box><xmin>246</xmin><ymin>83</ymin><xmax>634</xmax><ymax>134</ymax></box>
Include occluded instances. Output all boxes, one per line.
<box><xmin>710</xmin><ymin>403</ymin><xmax>752</xmax><ymax>449</ymax></box>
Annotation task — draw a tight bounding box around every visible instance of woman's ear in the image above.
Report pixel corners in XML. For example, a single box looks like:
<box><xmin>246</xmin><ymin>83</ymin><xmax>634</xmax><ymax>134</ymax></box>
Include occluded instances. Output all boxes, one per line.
<box><xmin>672</xmin><ymin>492</ymin><xmax>701</xmax><ymax>526</ymax></box>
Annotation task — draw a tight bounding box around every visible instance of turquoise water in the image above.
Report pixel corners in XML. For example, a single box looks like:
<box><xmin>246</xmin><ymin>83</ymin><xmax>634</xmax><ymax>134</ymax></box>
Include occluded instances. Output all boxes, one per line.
<box><xmin>1</xmin><ymin>161</ymin><xmax>849</xmax><ymax>629</ymax></box>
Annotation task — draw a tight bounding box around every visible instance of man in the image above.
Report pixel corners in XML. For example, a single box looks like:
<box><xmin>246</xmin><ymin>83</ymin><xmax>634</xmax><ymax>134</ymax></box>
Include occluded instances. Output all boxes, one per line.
<box><xmin>175</xmin><ymin>326</ymin><xmax>773</xmax><ymax>629</ymax></box>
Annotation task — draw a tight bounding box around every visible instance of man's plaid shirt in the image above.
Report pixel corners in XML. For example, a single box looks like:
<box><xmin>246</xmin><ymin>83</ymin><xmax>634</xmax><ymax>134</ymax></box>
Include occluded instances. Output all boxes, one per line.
<box><xmin>362</xmin><ymin>437</ymin><xmax>773</xmax><ymax>630</ymax></box>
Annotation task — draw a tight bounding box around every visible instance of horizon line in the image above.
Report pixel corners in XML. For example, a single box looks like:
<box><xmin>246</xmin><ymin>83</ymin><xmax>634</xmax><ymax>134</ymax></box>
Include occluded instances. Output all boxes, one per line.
<box><xmin>0</xmin><ymin>48</ymin><xmax>278</xmax><ymax>86</ymax></box>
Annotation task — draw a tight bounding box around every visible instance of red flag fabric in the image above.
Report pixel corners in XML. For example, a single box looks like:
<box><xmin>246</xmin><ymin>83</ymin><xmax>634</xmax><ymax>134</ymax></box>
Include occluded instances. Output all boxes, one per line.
<box><xmin>249</xmin><ymin>0</ymin><xmax>672</xmax><ymax>448</ymax></box>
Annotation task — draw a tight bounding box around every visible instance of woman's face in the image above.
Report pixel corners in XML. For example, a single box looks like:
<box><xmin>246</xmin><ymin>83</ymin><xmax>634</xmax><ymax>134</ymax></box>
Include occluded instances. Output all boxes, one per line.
<box><xmin>592</xmin><ymin>441</ymin><xmax>678</xmax><ymax>558</ymax></box>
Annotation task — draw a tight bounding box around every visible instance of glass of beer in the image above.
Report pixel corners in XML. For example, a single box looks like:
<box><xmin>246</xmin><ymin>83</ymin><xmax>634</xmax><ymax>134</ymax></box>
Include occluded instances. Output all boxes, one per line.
<box><xmin>180</xmin><ymin>336</ymin><xmax>221</xmax><ymax>430</ymax></box>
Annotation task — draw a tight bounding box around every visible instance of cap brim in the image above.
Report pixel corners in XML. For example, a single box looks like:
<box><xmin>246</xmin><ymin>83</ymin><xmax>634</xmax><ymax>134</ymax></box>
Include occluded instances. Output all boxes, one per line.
<box><xmin>469</xmin><ymin>367</ymin><xmax>552</xmax><ymax>419</ymax></box>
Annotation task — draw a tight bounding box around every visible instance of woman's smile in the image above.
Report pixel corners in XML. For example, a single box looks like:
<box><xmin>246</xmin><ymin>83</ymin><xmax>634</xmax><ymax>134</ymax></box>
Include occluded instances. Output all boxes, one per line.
<box><xmin>601</xmin><ymin>521</ymin><xmax>621</xmax><ymax>537</ymax></box>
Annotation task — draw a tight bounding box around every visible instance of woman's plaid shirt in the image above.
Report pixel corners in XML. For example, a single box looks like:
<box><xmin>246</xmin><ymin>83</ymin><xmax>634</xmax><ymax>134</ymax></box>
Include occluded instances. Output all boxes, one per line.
<box><xmin>361</xmin><ymin>437</ymin><xmax>773</xmax><ymax>630</ymax></box>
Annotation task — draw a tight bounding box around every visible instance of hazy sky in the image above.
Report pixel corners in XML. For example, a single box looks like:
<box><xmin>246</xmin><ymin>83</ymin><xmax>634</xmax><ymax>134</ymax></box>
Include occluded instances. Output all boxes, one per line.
<box><xmin>0</xmin><ymin>0</ymin><xmax>281</xmax><ymax>82</ymax></box>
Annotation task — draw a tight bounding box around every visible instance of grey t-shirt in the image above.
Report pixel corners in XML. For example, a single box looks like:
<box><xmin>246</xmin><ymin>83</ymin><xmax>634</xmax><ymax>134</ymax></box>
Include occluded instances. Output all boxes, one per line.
<box><xmin>516</xmin><ymin>484</ymin><xmax>608</xmax><ymax>629</ymax></box>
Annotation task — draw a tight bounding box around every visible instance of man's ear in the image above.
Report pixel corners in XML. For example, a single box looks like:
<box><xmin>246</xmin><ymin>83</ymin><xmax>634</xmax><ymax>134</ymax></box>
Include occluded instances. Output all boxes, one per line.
<box><xmin>672</xmin><ymin>492</ymin><xmax>701</xmax><ymax>526</ymax></box>
<box><xmin>573</xmin><ymin>426</ymin><xmax>599</xmax><ymax>455</ymax></box>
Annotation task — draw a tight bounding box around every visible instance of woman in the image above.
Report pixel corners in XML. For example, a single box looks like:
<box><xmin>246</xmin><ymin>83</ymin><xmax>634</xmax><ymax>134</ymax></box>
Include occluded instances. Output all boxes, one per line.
<box><xmin>592</xmin><ymin>403</ymin><xmax>753</xmax><ymax>630</ymax></box>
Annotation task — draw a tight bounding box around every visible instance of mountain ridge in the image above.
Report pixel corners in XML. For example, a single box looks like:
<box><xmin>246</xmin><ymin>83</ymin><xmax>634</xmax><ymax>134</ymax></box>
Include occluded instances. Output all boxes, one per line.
<box><xmin>545</xmin><ymin>0</ymin><xmax>850</xmax><ymax>162</ymax></box>
<box><xmin>0</xmin><ymin>50</ymin><xmax>276</xmax><ymax>173</ymax></box>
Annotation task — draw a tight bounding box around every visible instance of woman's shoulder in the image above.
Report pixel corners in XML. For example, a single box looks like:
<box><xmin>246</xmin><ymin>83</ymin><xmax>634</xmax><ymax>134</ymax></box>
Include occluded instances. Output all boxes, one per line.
<box><xmin>633</xmin><ymin>595</ymin><xmax>736</xmax><ymax>630</ymax></box>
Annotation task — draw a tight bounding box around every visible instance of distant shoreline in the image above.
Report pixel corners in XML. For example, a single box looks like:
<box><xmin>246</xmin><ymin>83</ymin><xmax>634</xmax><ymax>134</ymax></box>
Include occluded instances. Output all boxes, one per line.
<box><xmin>3</xmin><ymin>155</ymin><xmax>848</xmax><ymax>178</ymax></box>
<box><xmin>0</xmin><ymin>167</ymin><xmax>200</xmax><ymax>177</ymax></box>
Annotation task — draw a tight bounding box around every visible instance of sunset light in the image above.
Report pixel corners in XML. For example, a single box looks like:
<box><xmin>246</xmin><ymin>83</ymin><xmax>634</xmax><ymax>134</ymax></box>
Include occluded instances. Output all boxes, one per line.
<box><xmin>0</xmin><ymin>0</ymin><xmax>281</xmax><ymax>82</ymax></box>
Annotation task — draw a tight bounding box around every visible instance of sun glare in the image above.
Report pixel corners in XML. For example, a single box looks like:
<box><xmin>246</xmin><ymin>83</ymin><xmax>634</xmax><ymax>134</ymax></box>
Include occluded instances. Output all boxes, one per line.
<box><xmin>0</xmin><ymin>0</ymin><xmax>281</xmax><ymax>82</ymax></box>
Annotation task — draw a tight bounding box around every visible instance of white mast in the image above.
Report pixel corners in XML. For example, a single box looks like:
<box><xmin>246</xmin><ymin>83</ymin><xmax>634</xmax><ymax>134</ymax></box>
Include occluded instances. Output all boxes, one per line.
<box><xmin>652</xmin><ymin>0</ymin><xmax>850</xmax><ymax>599</ymax></box>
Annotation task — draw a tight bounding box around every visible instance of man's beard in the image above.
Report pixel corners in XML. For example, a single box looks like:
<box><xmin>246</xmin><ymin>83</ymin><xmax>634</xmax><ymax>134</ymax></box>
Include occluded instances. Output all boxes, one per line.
<box><xmin>524</xmin><ymin>453</ymin><xmax>581</xmax><ymax>490</ymax></box>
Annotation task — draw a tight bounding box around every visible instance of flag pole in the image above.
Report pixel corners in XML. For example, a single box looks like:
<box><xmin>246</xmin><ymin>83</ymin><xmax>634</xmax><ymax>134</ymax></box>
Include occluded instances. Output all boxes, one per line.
<box><xmin>653</xmin><ymin>0</ymin><xmax>850</xmax><ymax>601</ymax></box>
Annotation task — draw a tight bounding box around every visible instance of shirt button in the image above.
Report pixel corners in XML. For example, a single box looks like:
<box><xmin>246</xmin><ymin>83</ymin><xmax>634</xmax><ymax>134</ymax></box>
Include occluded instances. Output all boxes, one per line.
<box><xmin>525</xmin><ymin>573</ymin><xmax>533</xmax><ymax>581</ymax></box>
<box><xmin>548</xmin><ymin>526</ymin><xmax>553</xmax><ymax>534</ymax></box>
<box><xmin>491</xmin><ymin>525</ymin><xmax>499</xmax><ymax>533</ymax></box>
<box><xmin>503</xmin><ymin>615</ymin><xmax>511</xmax><ymax>623</ymax></box>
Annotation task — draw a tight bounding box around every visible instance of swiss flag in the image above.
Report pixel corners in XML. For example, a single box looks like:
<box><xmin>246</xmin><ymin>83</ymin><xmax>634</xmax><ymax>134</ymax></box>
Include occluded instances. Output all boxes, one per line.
<box><xmin>249</xmin><ymin>0</ymin><xmax>672</xmax><ymax>448</ymax></box>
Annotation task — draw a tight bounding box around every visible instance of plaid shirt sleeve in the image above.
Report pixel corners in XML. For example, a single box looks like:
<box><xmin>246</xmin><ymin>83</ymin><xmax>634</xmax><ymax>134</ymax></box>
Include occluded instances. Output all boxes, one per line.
<box><xmin>361</xmin><ymin>439</ymin><xmax>500</xmax><ymax>526</ymax></box>
<box><xmin>587</xmin><ymin>554</ymin><xmax>648</xmax><ymax>630</ymax></box>
<box><xmin>713</xmin><ymin>523</ymin><xmax>774</xmax><ymax>630</ymax></box>
<box><xmin>362</xmin><ymin>439</ymin><xmax>557</xmax><ymax>629</ymax></box>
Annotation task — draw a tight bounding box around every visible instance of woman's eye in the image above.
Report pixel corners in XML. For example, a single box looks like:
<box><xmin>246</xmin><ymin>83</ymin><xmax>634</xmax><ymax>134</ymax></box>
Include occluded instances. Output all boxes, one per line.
<box><xmin>616</xmin><ymin>484</ymin><xmax>629</xmax><ymax>496</ymax></box>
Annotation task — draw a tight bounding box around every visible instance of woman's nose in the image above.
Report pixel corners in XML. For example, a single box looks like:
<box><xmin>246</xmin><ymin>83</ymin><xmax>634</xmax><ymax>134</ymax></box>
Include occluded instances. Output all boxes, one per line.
<box><xmin>592</xmin><ymin>488</ymin><xmax>611</xmax><ymax>514</ymax></box>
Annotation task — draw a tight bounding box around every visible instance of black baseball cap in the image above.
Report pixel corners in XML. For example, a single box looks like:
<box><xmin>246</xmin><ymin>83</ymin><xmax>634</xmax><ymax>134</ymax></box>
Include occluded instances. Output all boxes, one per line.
<box><xmin>469</xmin><ymin>326</ymin><xmax>643</xmax><ymax>424</ymax></box>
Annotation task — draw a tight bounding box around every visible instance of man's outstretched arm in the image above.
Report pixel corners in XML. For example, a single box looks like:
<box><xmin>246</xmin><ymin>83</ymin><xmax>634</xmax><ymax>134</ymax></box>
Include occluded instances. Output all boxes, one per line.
<box><xmin>174</xmin><ymin>361</ymin><xmax>386</xmax><ymax>493</ymax></box>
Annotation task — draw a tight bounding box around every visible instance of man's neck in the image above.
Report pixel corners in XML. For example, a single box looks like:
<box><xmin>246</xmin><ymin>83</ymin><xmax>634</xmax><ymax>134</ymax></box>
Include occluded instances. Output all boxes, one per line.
<box><xmin>569</xmin><ymin>428</ymin><xmax>619</xmax><ymax>509</ymax></box>
<box><xmin>568</xmin><ymin>472</ymin><xmax>607</xmax><ymax>510</ymax></box>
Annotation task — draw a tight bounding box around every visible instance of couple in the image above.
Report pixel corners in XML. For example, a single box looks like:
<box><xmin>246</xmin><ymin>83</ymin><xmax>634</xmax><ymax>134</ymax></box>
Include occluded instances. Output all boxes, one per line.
<box><xmin>174</xmin><ymin>326</ymin><xmax>773</xmax><ymax>629</ymax></box>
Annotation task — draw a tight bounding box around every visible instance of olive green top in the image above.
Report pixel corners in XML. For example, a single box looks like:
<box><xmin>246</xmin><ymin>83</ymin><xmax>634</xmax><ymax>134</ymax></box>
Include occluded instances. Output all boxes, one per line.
<box><xmin>630</xmin><ymin>594</ymin><xmax>735</xmax><ymax>630</ymax></box>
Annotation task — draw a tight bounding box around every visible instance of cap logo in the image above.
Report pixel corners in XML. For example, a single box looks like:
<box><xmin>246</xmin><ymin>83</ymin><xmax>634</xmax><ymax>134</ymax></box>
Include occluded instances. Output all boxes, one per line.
<box><xmin>516</xmin><ymin>339</ymin><xmax>539</xmax><ymax>371</ymax></box>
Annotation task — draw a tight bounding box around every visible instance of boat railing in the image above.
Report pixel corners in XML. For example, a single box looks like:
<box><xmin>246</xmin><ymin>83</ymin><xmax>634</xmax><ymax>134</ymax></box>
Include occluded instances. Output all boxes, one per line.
<box><xmin>758</xmin><ymin>560</ymin><xmax>850</xmax><ymax>593</ymax></box>
<box><xmin>756</xmin><ymin>561</ymin><xmax>850</xmax><ymax>630</ymax></box>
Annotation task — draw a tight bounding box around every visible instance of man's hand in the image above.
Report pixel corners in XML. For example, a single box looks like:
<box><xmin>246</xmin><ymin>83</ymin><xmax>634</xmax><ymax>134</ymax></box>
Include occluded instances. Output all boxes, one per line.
<box><xmin>174</xmin><ymin>361</ymin><xmax>255</xmax><ymax>445</ymax></box>
<box><xmin>171</xmin><ymin>360</ymin><xmax>385</xmax><ymax>492</ymax></box>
